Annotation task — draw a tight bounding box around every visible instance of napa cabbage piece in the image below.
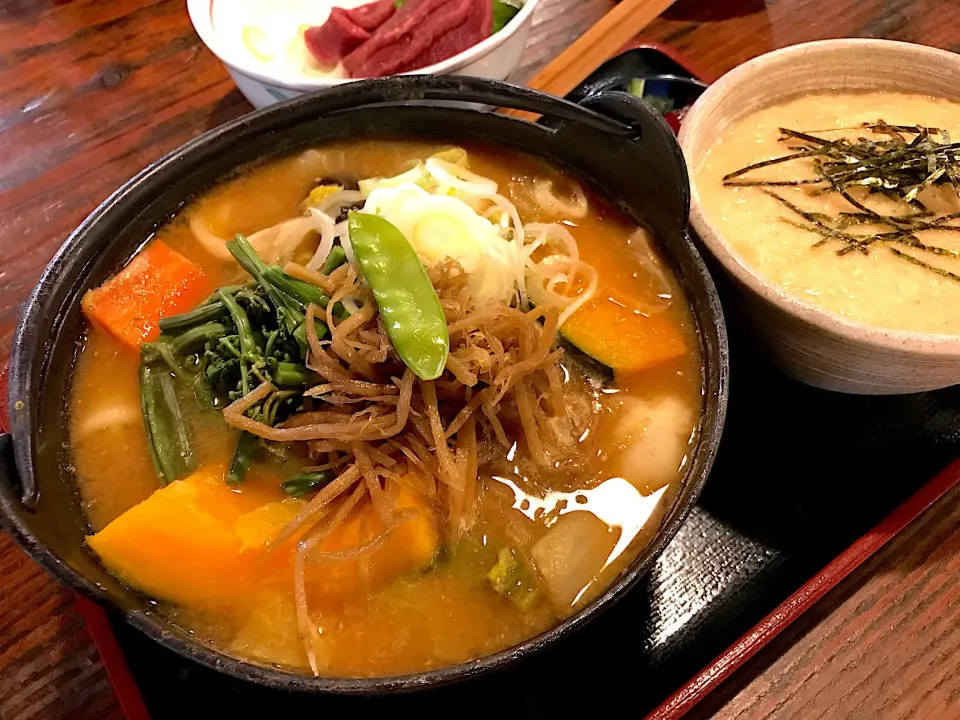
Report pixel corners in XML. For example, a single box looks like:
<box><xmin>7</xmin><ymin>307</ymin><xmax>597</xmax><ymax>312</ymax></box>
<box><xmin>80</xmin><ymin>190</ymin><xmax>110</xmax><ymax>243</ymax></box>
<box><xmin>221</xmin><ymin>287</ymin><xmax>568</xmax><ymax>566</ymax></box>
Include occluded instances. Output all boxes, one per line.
<box><xmin>530</xmin><ymin>511</ymin><xmax>617</xmax><ymax>609</ymax></box>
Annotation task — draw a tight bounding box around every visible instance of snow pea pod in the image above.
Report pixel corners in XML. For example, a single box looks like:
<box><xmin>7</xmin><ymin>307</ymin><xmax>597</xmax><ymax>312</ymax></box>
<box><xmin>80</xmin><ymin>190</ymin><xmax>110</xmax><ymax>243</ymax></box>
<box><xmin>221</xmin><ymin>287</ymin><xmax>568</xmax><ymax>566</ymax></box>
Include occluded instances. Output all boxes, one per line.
<box><xmin>347</xmin><ymin>211</ymin><xmax>449</xmax><ymax>381</ymax></box>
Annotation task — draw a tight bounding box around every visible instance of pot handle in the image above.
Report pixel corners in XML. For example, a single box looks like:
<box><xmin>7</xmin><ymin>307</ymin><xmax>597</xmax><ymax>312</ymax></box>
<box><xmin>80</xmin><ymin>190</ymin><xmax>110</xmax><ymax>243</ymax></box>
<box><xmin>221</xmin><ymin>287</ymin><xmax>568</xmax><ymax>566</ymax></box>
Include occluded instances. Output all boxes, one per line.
<box><xmin>0</xmin><ymin>366</ymin><xmax>31</xmax><ymax>511</ymax></box>
<box><xmin>291</xmin><ymin>75</ymin><xmax>641</xmax><ymax>138</ymax></box>
<box><xmin>0</xmin><ymin>432</ymin><xmax>26</xmax><ymax>515</ymax></box>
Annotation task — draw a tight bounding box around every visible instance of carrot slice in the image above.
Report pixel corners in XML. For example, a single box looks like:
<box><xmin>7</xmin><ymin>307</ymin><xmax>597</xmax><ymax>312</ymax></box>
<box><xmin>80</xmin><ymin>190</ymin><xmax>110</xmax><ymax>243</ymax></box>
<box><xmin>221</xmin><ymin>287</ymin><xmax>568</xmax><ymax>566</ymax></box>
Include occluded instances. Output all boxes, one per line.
<box><xmin>562</xmin><ymin>291</ymin><xmax>686</xmax><ymax>376</ymax></box>
<box><xmin>81</xmin><ymin>241</ymin><xmax>211</xmax><ymax>349</ymax></box>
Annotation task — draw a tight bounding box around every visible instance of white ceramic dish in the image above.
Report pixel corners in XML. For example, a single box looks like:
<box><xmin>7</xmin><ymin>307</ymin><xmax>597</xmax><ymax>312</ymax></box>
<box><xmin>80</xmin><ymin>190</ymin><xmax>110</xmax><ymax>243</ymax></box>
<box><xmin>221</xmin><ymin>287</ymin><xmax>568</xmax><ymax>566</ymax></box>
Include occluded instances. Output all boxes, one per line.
<box><xmin>679</xmin><ymin>39</ymin><xmax>960</xmax><ymax>395</ymax></box>
<box><xmin>187</xmin><ymin>0</ymin><xmax>541</xmax><ymax>108</ymax></box>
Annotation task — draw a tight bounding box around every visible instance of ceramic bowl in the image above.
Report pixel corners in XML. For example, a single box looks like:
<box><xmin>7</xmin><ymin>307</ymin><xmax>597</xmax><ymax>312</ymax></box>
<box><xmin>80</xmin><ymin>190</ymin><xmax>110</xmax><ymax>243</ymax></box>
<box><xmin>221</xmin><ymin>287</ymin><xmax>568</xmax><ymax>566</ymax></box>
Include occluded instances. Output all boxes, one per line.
<box><xmin>187</xmin><ymin>0</ymin><xmax>541</xmax><ymax>108</ymax></box>
<box><xmin>679</xmin><ymin>39</ymin><xmax>960</xmax><ymax>395</ymax></box>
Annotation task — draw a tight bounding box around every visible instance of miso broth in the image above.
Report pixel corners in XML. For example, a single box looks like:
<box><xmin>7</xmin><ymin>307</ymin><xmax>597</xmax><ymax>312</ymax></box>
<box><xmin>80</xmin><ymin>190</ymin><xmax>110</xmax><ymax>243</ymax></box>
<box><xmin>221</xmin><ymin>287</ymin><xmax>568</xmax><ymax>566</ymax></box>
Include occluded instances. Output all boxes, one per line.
<box><xmin>70</xmin><ymin>141</ymin><xmax>703</xmax><ymax>677</ymax></box>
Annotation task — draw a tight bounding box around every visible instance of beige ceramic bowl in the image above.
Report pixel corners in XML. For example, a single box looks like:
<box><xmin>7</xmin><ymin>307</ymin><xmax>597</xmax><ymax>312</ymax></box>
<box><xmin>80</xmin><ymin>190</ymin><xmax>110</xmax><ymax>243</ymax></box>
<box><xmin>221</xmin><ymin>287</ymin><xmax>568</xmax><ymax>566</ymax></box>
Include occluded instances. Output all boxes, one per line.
<box><xmin>680</xmin><ymin>39</ymin><xmax>960</xmax><ymax>395</ymax></box>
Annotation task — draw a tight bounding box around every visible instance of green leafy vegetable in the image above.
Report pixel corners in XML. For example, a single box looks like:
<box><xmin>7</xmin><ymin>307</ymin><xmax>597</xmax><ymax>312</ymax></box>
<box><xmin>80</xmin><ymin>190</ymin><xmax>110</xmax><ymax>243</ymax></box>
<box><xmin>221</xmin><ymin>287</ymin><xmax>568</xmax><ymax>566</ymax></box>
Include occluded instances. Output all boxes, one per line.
<box><xmin>169</xmin><ymin>322</ymin><xmax>229</xmax><ymax>356</ymax></box>
<box><xmin>274</xmin><ymin>362</ymin><xmax>316</xmax><ymax>387</ymax></box>
<box><xmin>627</xmin><ymin>78</ymin><xmax>675</xmax><ymax>114</ymax></box>
<box><xmin>158</xmin><ymin>301</ymin><xmax>228</xmax><ymax>334</ymax></box>
<box><xmin>282</xmin><ymin>470</ymin><xmax>335</xmax><ymax>498</ymax></box>
<box><xmin>492</xmin><ymin>0</ymin><xmax>522</xmax><ymax>33</ymax></box>
<box><xmin>138</xmin><ymin>357</ymin><xmax>195</xmax><ymax>486</ymax></box>
<box><xmin>320</xmin><ymin>245</ymin><xmax>348</xmax><ymax>275</ymax></box>
<box><xmin>226</xmin><ymin>431</ymin><xmax>257</xmax><ymax>485</ymax></box>
<box><xmin>138</xmin><ymin>234</ymin><xmax>352</xmax><ymax>488</ymax></box>
<box><xmin>487</xmin><ymin>547</ymin><xmax>539</xmax><ymax>610</ymax></box>
<box><xmin>627</xmin><ymin>78</ymin><xmax>645</xmax><ymax>97</ymax></box>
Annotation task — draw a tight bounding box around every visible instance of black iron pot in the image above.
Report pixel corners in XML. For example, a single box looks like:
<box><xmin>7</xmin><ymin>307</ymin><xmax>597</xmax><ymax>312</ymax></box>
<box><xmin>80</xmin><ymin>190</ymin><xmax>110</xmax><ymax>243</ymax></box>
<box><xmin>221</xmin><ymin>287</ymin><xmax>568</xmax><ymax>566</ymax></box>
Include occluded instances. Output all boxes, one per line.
<box><xmin>0</xmin><ymin>75</ymin><xmax>728</xmax><ymax>694</ymax></box>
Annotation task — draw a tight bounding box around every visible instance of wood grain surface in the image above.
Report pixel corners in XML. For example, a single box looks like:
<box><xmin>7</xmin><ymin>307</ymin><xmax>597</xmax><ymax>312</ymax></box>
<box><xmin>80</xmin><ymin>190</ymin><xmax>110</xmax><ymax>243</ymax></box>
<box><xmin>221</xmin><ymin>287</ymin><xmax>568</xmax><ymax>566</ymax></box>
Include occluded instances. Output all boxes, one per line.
<box><xmin>0</xmin><ymin>0</ymin><xmax>958</xmax><ymax>718</ymax></box>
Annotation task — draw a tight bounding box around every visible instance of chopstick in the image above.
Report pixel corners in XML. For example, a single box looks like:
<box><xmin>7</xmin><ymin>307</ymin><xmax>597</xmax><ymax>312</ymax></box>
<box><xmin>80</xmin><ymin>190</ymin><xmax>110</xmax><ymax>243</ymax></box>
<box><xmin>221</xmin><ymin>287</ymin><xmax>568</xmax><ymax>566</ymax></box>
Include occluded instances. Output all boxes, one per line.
<box><xmin>505</xmin><ymin>0</ymin><xmax>677</xmax><ymax>119</ymax></box>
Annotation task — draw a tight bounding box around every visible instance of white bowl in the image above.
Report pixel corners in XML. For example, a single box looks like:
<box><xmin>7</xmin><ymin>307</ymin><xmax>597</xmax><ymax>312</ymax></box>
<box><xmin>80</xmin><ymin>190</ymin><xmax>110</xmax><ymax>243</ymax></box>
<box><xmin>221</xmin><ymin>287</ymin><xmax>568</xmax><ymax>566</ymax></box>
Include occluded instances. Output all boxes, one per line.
<box><xmin>679</xmin><ymin>39</ymin><xmax>960</xmax><ymax>395</ymax></box>
<box><xmin>187</xmin><ymin>0</ymin><xmax>541</xmax><ymax>108</ymax></box>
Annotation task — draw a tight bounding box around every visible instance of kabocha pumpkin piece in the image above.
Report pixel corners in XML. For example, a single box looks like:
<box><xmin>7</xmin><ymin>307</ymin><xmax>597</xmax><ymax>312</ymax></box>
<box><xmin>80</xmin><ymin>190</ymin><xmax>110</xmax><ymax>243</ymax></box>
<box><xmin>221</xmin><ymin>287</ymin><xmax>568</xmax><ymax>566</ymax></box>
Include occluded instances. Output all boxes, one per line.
<box><xmin>87</xmin><ymin>467</ymin><xmax>295</xmax><ymax>605</ymax></box>
<box><xmin>561</xmin><ymin>292</ymin><xmax>686</xmax><ymax>376</ymax></box>
<box><xmin>88</xmin><ymin>469</ymin><xmax>439</xmax><ymax>609</ymax></box>
<box><xmin>235</xmin><ymin>498</ymin><xmax>306</xmax><ymax>553</ymax></box>
<box><xmin>527</xmin><ymin>220</ymin><xmax>687</xmax><ymax>376</ymax></box>
<box><xmin>306</xmin><ymin>483</ymin><xmax>441</xmax><ymax>604</ymax></box>
<box><xmin>87</xmin><ymin>469</ymin><xmax>249</xmax><ymax>606</ymax></box>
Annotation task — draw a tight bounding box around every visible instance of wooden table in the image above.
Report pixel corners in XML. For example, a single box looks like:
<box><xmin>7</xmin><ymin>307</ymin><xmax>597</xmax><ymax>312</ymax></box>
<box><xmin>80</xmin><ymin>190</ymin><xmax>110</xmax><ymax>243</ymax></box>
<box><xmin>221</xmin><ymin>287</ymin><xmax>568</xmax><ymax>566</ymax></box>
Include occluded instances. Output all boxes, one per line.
<box><xmin>1</xmin><ymin>0</ymin><xmax>958</xmax><ymax>718</ymax></box>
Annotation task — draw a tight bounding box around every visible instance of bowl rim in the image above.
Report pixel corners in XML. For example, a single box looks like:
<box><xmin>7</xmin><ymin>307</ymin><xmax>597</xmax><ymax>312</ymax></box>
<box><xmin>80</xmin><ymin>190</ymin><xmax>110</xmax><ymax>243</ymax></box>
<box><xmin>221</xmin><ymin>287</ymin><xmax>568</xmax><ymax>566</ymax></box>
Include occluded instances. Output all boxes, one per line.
<box><xmin>2</xmin><ymin>76</ymin><xmax>730</xmax><ymax>694</ymax></box>
<box><xmin>679</xmin><ymin>38</ymin><xmax>960</xmax><ymax>357</ymax></box>
<box><xmin>186</xmin><ymin>0</ymin><xmax>541</xmax><ymax>90</ymax></box>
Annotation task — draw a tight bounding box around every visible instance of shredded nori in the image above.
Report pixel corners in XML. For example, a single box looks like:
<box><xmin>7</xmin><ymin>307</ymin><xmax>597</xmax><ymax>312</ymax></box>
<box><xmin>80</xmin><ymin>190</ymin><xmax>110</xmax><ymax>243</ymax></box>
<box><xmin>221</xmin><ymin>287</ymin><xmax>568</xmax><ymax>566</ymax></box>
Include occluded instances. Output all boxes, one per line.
<box><xmin>725</xmin><ymin>121</ymin><xmax>960</xmax><ymax>282</ymax></box>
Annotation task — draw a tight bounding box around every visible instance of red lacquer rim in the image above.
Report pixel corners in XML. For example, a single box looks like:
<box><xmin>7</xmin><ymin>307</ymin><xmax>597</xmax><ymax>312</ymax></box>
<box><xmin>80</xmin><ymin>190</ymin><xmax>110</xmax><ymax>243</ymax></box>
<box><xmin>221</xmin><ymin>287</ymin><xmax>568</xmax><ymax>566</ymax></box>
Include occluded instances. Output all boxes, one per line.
<box><xmin>74</xmin><ymin>595</ymin><xmax>153</xmax><ymax>720</ymax></box>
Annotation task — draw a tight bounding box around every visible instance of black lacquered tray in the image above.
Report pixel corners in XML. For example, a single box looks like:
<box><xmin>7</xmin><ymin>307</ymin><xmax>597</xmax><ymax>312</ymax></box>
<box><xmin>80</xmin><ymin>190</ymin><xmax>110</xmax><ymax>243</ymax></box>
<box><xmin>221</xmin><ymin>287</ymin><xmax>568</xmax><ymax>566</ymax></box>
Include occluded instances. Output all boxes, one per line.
<box><xmin>92</xmin><ymin>46</ymin><xmax>960</xmax><ymax>719</ymax></box>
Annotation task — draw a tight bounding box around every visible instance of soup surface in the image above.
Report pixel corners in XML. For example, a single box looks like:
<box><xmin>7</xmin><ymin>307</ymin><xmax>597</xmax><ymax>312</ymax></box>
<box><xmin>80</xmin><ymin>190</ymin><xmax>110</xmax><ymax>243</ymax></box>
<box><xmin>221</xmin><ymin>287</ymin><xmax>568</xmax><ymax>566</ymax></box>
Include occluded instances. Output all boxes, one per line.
<box><xmin>70</xmin><ymin>141</ymin><xmax>702</xmax><ymax>677</ymax></box>
<box><xmin>696</xmin><ymin>91</ymin><xmax>960</xmax><ymax>335</ymax></box>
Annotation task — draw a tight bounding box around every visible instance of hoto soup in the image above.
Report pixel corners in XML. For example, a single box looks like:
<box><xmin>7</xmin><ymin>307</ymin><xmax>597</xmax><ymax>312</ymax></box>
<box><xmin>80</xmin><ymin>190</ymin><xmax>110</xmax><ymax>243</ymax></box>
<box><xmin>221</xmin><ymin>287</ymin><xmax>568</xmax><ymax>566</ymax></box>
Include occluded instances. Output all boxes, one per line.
<box><xmin>69</xmin><ymin>141</ymin><xmax>703</xmax><ymax>677</ymax></box>
<box><xmin>696</xmin><ymin>91</ymin><xmax>960</xmax><ymax>335</ymax></box>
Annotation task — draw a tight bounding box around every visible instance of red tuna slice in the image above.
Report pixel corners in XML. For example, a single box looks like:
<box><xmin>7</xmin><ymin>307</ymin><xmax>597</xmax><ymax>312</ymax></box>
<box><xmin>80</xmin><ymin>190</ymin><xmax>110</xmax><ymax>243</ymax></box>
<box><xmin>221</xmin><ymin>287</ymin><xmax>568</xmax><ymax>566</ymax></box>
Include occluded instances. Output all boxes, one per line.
<box><xmin>346</xmin><ymin>0</ymin><xmax>397</xmax><ymax>31</ymax></box>
<box><xmin>400</xmin><ymin>0</ymin><xmax>492</xmax><ymax>70</ymax></box>
<box><xmin>304</xmin><ymin>8</ymin><xmax>371</xmax><ymax>67</ymax></box>
<box><xmin>343</xmin><ymin>0</ymin><xmax>473</xmax><ymax>78</ymax></box>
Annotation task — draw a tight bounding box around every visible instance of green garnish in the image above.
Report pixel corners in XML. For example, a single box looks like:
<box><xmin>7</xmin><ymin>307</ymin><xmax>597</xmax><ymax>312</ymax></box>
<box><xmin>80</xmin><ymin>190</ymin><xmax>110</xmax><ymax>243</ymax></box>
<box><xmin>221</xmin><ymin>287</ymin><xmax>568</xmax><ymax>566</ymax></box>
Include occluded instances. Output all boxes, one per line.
<box><xmin>725</xmin><ymin>121</ymin><xmax>960</xmax><ymax>282</ymax></box>
<box><xmin>282</xmin><ymin>470</ymin><xmax>335</xmax><ymax>498</ymax></box>
<box><xmin>487</xmin><ymin>547</ymin><xmax>538</xmax><ymax>610</ymax></box>
<box><xmin>348</xmin><ymin>212</ymin><xmax>449</xmax><ymax>381</ymax></box>
<box><xmin>138</xmin><ymin>357</ymin><xmax>195</xmax><ymax>486</ymax></box>
<box><xmin>226</xmin><ymin>431</ymin><xmax>257</xmax><ymax>485</ymax></box>
<box><xmin>492</xmin><ymin>0</ymin><xmax>522</xmax><ymax>33</ymax></box>
<box><xmin>627</xmin><ymin>78</ymin><xmax>645</xmax><ymax>97</ymax></box>
<box><xmin>626</xmin><ymin>78</ymin><xmax>675</xmax><ymax>114</ymax></box>
<box><xmin>320</xmin><ymin>245</ymin><xmax>348</xmax><ymax>276</ymax></box>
